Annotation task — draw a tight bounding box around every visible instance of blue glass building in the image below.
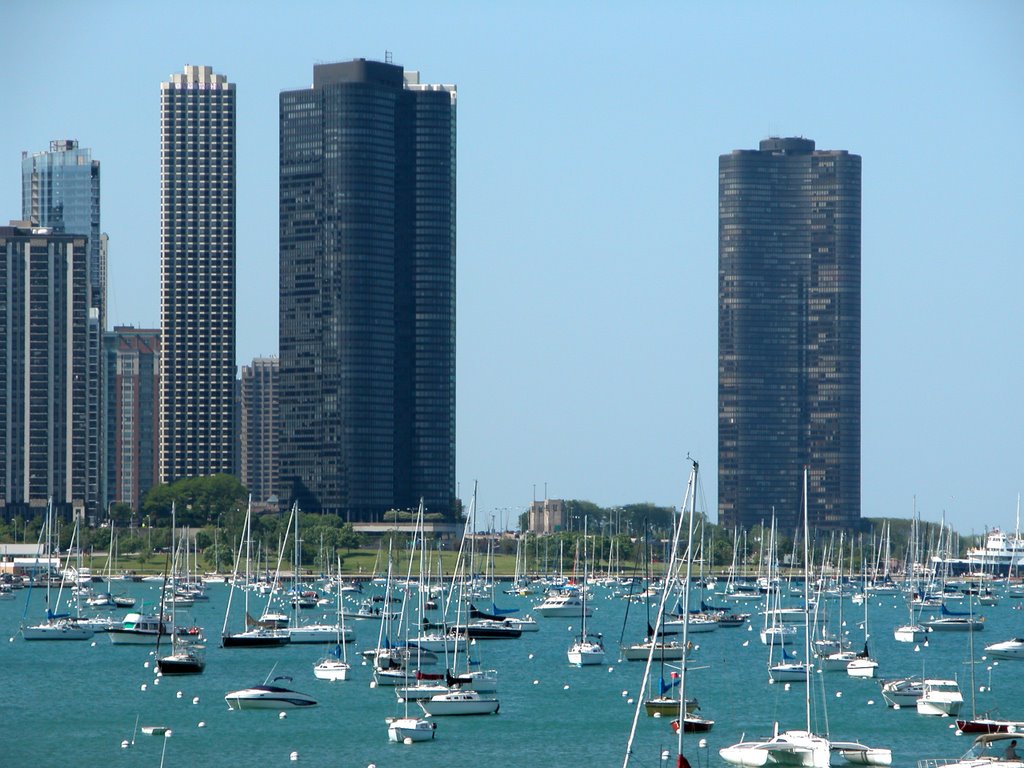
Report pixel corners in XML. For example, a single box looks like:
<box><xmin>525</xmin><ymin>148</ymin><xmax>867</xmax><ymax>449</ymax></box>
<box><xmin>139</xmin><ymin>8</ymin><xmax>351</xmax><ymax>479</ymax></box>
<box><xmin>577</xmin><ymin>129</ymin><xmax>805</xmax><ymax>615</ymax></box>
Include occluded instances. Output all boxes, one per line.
<box><xmin>21</xmin><ymin>140</ymin><xmax>106</xmax><ymax>515</ymax></box>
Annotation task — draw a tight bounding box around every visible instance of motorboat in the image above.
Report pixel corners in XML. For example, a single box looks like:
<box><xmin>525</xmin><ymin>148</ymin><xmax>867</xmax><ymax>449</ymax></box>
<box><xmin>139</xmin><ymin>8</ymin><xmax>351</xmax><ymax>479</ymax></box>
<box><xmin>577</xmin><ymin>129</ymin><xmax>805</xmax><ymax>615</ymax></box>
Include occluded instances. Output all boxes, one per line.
<box><xmin>919</xmin><ymin>732</ymin><xmax>1024</xmax><ymax>767</ymax></box>
<box><xmin>417</xmin><ymin>689</ymin><xmax>499</xmax><ymax>716</ymax></box>
<box><xmin>915</xmin><ymin>678</ymin><xmax>964</xmax><ymax>716</ymax></box>
<box><xmin>533</xmin><ymin>591</ymin><xmax>591</xmax><ymax>618</ymax></box>
<box><xmin>107</xmin><ymin>613</ymin><xmax>175</xmax><ymax>645</ymax></box>
<box><xmin>984</xmin><ymin>637</ymin><xmax>1024</xmax><ymax>660</ymax></box>
<box><xmin>225</xmin><ymin>679</ymin><xmax>318</xmax><ymax>710</ymax></box>
<box><xmin>880</xmin><ymin>676</ymin><xmax>926</xmax><ymax>708</ymax></box>
<box><xmin>386</xmin><ymin>716</ymin><xmax>436</xmax><ymax>742</ymax></box>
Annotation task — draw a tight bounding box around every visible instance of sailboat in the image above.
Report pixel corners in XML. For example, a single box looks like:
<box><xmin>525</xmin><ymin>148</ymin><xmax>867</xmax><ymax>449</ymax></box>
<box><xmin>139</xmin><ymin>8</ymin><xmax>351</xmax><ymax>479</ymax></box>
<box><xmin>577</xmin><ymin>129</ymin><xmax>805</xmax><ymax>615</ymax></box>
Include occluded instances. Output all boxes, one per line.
<box><xmin>894</xmin><ymin>500</ymin><xmax>929</xmax><ymax>642</ymax></box>
<box><xmin>847</xmin><ymin>546</ymin><xmax>878</xmax><ymax>678</ymax></box>
<box><xmin>21</xmin><ymin>506</ymin><xmax>95</xmax><ymax>641</ymax></box>
<box><xmin>157</xmin><ymin>505</ymin><xmax>205</xmax><ymax>675</ymax></box>
<box><xmin>623</xmin><ymin>459</ymin><xmax>712</xmax><ymax>768</ymax></box>
<box><xmin>283</xmin><ymin>505</ymin><xmax>350</xmax><ymax>644</ymax></box>
<box><xmin>720</xmin><ymin>469</ymin><xmax>891</xmax><ymax>768</ymax></box>
<box><xmin>221</xmin><ymin>497</ymin><xmax>290</xmax><ymax>647</ymax></box>
<box><xmin>567</xmin><ymin>520</ymin><xmax>605</xmax><ymax>666</ymax></box>
<box><xmin>313</xmin><ymin>558</ymin><xmax>351</xmax><ymax>682</ymax></box>
<box><xmin>417</xmin><ymin>484</ymin><xmax>500</xmax><ymax>717</ymax></box>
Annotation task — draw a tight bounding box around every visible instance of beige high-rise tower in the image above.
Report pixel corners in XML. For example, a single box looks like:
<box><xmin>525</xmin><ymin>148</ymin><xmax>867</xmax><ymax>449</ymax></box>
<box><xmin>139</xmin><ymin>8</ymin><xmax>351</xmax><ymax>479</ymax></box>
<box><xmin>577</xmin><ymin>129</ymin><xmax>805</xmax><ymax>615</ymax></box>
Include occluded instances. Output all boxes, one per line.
<box><xmin>159</xmin><ymin>65</ymin><xmax>236</xmax><ymax>483</ymax></box>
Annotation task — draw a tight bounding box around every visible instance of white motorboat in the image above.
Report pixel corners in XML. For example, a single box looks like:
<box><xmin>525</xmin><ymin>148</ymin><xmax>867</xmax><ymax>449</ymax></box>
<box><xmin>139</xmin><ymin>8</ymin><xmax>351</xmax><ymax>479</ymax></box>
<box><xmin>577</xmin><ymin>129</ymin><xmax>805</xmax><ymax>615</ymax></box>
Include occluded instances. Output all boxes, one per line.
<box><xmin>417</xmin><ymin>689</ymin><xmax>499</xmax><ymax>716</ymax></box>
<box><xmin>225</xmin><ymin>679</ymin><xmax>318</xmax><ymax>710</ymax></box>
<box><xmin>915</xmin><ymin>678</ymin><xmax>964</xmax><ymax>716</ymax></box>
<box><xmin>386</xmin><ymin>716</ymin><xmax>436</xmax><ymax>742</ymax></box>
<box><xmin>880</xmin><ymin>677</ymin><xmax>925</xmax><ymax>708</ymax></box>
<box><xmin>984</xmin><ymin>637</ymin><xmax>1024</xmax><ymax>660</ymax></box>
<box><xmin>107</xmin><ymin>613</ymin><xmax>175</xmax><ymax>645</ymax></box>
<box><xmin>533</xmin><ymin>592</ymin><xmax>591</xmax><ymax>618</ymax></box>
<box><xmin>919</xmin><ymin>732</ymin><xmax>1024</xmax><ymax>767</ymax></box>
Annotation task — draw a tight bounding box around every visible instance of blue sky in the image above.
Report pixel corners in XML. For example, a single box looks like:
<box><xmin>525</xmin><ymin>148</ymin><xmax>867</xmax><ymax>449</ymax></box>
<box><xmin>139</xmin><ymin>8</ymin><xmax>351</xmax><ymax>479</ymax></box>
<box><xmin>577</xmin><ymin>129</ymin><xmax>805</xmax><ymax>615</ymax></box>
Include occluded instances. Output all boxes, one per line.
<box><xmin>2</xmin><ymin>1</ymin><xmax>1021</xmax><ymax>533</ymax></box>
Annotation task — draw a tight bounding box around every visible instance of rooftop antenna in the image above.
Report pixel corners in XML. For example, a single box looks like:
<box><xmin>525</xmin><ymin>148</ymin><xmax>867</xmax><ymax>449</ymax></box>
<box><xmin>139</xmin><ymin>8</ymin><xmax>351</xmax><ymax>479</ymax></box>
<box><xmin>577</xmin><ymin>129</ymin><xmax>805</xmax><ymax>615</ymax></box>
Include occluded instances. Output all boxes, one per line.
<box><xmin>385</xmin><ymin>50</ymin><xmax>393</xmax><ymax>64</ymax></box>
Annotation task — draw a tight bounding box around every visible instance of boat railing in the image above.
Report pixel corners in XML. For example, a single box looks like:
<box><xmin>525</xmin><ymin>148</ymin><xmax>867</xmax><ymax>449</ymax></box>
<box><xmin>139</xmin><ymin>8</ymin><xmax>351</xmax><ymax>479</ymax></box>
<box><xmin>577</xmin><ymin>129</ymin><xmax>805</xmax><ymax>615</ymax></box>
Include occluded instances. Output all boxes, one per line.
<box><xmin>917</xmin><ymin>758</ymin><xmax>963</xmax><ymax>768</ymax></box>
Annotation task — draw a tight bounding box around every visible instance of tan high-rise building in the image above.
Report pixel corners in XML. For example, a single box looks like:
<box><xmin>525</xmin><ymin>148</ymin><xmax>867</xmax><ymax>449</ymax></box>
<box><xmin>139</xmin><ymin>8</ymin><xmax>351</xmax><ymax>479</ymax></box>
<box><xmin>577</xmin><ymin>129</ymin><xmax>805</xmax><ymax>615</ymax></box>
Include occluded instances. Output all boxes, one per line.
<box><xmin>240</xmin><ymin>357</ymin><xmax>278</xmax><ymax>505</ymax></box>
<box><xmin>159</xmin><ymin>65</ymin><xmax>236</xmax><ymax>483</ymax></box>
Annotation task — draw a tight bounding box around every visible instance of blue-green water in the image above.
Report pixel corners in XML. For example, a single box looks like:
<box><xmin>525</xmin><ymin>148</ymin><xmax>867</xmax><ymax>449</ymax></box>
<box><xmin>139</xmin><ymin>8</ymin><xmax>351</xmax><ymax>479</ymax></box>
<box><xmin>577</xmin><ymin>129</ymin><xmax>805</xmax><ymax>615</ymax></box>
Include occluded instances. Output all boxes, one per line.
<box><xmin>2</xmin><ymin>581</ymin><xmax>1022</xmax><ymax>768</ymax></box>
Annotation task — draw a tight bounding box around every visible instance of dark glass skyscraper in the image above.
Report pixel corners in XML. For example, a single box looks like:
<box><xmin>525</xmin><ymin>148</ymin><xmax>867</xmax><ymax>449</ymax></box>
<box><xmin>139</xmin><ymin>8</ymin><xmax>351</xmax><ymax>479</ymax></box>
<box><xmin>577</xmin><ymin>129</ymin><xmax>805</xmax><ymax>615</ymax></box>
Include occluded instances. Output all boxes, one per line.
<box><xmin>279</xmin><ymin>59</ymin><xmax>456</xmax><ymax>520</ymax></box>
<box><xmin>718</xmin><ymin>137</ymin><xmax>861</xmax><ymax>533</ymax></box>
<box><xmin>159</xmin><ymin>65</ymin><xmax>236</xmax><ymax>484</ymax></box>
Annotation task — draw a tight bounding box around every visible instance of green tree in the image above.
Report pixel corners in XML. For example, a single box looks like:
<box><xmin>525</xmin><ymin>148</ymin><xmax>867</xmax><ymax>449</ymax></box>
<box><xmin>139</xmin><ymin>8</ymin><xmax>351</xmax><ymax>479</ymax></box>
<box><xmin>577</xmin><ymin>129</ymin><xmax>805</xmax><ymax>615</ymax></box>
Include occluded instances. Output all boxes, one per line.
<box><xmin>141</xmin><ymin>474</ymin><xmax>248</xmax><ymax>527</ymax></box>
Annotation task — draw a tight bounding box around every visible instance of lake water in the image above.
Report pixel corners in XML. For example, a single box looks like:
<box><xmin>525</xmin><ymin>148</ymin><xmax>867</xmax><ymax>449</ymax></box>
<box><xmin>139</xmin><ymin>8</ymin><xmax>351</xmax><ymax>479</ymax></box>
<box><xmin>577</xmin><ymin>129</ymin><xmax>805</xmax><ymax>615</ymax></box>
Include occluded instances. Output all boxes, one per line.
<box><xmin>2</xmin><ymin>579</ymin><xmax>1022</xmax><ymax>767</ymax></box>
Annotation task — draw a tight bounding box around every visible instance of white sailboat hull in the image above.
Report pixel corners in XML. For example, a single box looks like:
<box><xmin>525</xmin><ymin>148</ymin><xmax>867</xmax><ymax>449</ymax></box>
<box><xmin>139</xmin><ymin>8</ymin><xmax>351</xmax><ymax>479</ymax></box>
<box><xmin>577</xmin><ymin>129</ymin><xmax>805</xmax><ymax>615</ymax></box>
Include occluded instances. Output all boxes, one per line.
<box><xmin>567</xmin><ymin>640</ymin><xmax>605</xmax><ymax>666</ymax></box>
<box><xmin>21</xmin><ymin>621</ymin><xmax>94</xmax><ymax>641</ymax></box>
<box><xmin>387</xmin><ymin>716</ymin><xmax>436</xmax><ymax>742</ymax></box>
<box><xmin>313</xmin><ymin>659</ymin><xmax>350</xmax><ymax>681</ymax></box>
<box><xmin>893</xmin><ymin>624</ymin><xmax>927</xmax><ymax>643</ymax></box>
<box><xmin>417</xmin><ymin>691</ymin><xmax>499</xmax><ymax>716</ymax></box>
<box><xmin>720</xmin><ymin>731</ymin><xmax>832</xmax><ymax>768</ymax></box>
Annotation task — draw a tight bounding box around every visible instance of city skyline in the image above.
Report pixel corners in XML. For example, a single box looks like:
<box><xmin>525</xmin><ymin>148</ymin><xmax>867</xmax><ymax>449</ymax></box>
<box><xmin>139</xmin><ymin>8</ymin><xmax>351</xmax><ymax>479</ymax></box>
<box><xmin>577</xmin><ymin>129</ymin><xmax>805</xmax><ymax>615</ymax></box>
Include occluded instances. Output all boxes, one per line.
<box><xmin>0</xmin><ymin>3</ymin><xmax>1020</xmax><ymax>532</ymax></box>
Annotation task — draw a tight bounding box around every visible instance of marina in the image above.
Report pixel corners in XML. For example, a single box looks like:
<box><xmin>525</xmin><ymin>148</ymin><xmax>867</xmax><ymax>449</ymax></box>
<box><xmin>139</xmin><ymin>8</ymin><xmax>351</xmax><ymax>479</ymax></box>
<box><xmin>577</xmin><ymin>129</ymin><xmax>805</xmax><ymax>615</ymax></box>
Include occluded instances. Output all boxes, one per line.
<box><xmin>3</xmin><ymin>566</ymin><xmax>1024</xmax><ymax>767</ymax></box>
